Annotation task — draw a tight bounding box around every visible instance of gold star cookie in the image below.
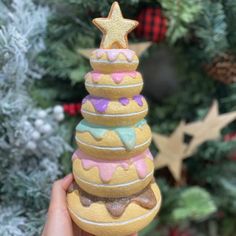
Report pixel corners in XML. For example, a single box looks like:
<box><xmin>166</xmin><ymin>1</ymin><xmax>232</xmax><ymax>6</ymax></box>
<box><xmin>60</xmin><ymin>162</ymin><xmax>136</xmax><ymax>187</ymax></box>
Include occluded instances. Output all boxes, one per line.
<box><xmin>93</xmin><ymin>2</ymin><xmax>138</xmax><ymax>49</ymax></box>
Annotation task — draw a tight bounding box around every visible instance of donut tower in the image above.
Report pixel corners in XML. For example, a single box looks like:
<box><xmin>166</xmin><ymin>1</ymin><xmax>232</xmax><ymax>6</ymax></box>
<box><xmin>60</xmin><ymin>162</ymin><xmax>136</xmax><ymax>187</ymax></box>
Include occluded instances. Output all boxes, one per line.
<box><xmin>67</xmin><ymin>2</ymin><xmax>161</xmax><ymax>236</ymax></box>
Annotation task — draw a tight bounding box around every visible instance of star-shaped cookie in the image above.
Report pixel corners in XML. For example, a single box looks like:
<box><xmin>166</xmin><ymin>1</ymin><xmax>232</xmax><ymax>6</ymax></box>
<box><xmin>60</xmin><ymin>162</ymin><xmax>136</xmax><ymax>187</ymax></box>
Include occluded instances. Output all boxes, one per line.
<box><xmin>93</xmin><ymin>2</ymin><xmax>138</xmax><ymax>49</ymax></box>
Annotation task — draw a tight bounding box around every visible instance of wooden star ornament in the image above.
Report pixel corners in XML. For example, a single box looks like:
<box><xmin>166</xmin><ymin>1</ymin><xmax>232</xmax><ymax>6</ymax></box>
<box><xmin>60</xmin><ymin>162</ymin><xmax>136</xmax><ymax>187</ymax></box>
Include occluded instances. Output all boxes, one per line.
<box><xmin>184</xmin><ymin>100</ymin><xmax>236</xmax><ymax>154</ymax></box>
<box><xmin>93</xmin><ymin>2</ymin><xmax>138</xmax><ymax>49</ymax></box>
<box><xmin>153</xmin><ymin>122</ymin><xmax>188</xmax><ymax>181</ymax></box>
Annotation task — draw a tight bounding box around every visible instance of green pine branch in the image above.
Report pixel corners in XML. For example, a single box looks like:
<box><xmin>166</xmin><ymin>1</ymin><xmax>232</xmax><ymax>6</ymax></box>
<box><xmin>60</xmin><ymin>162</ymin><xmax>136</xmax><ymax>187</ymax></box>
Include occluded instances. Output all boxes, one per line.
<box><xmin>194</xmin><ymin>1</ymin><xmax>229</xmax><ymax>60</ymax></box>
<box><xmin>161</xmin><ymin>0</ymin><xmax>203</xmax><ymax>43</ymax></box>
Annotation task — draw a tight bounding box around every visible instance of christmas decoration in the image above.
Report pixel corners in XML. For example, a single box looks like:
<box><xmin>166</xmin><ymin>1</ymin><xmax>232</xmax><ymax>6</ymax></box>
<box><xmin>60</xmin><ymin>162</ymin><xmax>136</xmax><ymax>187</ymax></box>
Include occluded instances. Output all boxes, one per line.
<box><xmin>67</xmin><ymin>3</ymin><xmax>161</xmax><ymax>236</ymax></box>
<box><xmin>205</xmin><ymin>53</ymin><xmax>236</xmax><ymax>84</ymax></box>
<box><xmin>0</xmin><ymin>1</ymin><xmax>68</xmax><ymax>235</ymax></box>
<box><xmin>3</xmin><ymin>0</ymin><xmax>236</xmax><ymax>235</ymax></box>
<box><xmin>63</xmin><ymin>103</ymin><xmax>81</xmax><ymax>116</ymax></box>
<box><xmin>93</xmin><ymin>2</ymin><xmax>138</xmax><ymax>49</ymax></box>
<box><xmin>153</xmin><ymin>122</ymin><xmax>188</xmax><ymax>181</ymax></box>
<box><xmin>154</xmin><ymin>100</ymin><xmax>236</xmax><ymax>182</ymax></box>
<box><xmin>135</xmin><ymin>5</ymin><xmax>167</xmax><ymax>43</ymax></box>
<box><xmin>52</xmin><ymin>105</ymin><xmax>65</xmax><ymax>121</ymax></box>
<box><xmin>184</xmin><ymin>100</ymin><xmax>236</xmax><ymax>155</ymax></box>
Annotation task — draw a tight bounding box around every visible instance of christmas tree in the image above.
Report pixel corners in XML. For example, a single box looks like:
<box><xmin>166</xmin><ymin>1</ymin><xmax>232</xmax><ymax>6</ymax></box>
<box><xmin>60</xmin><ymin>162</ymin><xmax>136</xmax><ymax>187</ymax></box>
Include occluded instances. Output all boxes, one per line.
<box><xmin>2</xmin><ymin>0</ymin><xmax>236</xmax><ymax>235</ymax></box>
<box><xmin>67</xmin><ymin>2</ymin><xmax>161</xmax><ymax>235</ymax></box>
<box><xmin>39</xmin><ymin>1</ymin><xmax>236</xmax><ymax>235</ymax></box>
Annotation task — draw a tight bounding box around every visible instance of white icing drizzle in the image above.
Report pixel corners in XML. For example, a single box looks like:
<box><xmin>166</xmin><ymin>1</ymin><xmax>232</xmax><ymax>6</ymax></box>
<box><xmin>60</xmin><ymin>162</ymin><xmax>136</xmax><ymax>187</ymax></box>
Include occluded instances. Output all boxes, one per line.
<box><xmin>90</xmin><ymin>59</ymin><xmax>139</xmax><ymax>64</ymax></box>
<box><xmin>74</xmin><ymin>171</ymin><xmax>153</xmax><ymax>188</ymax></box>
<box><xmin>81</xmin><ymin>108</ymin><xmax>148</xmax><ymax>117</ymax></box>
<box><xmin>85</xmin><ymin>82</ymin><xmax>143</xmax><ymax>89</ymax></box>
<box><xmin>75</xmin><ymin>137</ymin><xmax>152</xmax><ymax>151</ymax></box>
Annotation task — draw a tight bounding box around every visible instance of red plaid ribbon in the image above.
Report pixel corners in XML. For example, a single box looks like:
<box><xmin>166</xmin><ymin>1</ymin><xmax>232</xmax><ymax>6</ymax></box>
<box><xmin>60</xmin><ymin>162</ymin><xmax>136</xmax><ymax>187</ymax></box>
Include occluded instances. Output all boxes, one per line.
<box><xmin>136</xmin><ymin>7</ymin><xmax>167</xmax><ymax>42</ymax></box>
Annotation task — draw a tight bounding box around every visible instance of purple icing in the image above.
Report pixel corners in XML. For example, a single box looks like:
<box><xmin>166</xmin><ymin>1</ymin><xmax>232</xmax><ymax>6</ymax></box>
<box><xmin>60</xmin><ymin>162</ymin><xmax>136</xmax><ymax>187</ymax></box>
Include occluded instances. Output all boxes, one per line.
<box><xmin>119</xmin><ymin>97</ymin><xmax>130</xmax><ymax>106</ymax></box>
<box><xmin>85</xmin><ymin>95</ymin><xmax>109</xmax><ymax>113</ymax></box>
<box><xmin>82</xmin><ymin>96</ymin><xmax>88</xmax><ymax>104</ymax></box>
<box><xmin>133</xmin><ymin>95</ymin><xmax>143</xmax><ymax>106</ymax></box>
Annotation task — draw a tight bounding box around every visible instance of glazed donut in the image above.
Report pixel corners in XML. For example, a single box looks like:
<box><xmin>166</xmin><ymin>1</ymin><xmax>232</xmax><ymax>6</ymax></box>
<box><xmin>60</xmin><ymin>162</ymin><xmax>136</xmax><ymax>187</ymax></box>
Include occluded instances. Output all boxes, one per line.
<box><xmin>67</xmin><ymin>182</ymin><xmax>161</xmax><ymax>236</ymax></box>
<box><xmin>72</xmin><ymin>149</ymin><xmax>154</xmax><ymax>198</ymax></box>
<box><xmin>81</xmin><ymin>95</ymin><xmax>148</xmax><ymax>126</ymax></box>
<box><xmin>75</xmin><ymin>119</ymin><xmax>152</xmax><ymax>159</ymax></box>
<box><xmin>90</xmin><ymin>49</ymin><xmax>139</xmax><ymax>73</ymax></box>
<box><xmin>85</xmin><ymin>71</ymin><xmax>143</xmax><ymax>99</ymax></box>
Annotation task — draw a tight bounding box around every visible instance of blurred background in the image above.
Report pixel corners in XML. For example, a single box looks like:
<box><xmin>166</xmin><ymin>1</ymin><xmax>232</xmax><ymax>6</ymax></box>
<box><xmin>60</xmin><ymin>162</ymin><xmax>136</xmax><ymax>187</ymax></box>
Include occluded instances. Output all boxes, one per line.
<box><xmin>0</xmin><ymin>0</ymin><xmax>236</xmax><ymax>235</ymax></box>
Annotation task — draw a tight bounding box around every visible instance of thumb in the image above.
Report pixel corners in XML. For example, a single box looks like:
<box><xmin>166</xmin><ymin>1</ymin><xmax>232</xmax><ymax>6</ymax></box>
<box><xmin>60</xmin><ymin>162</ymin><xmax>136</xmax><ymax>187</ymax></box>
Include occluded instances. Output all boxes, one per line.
<box><xmin>42</xmin><ymin>174</ymin><xmax>74</xmax><ymax>236</ymax></box>
<box><xmin>49</xmin><ymin>173</ymin><xmax>73</xmax><ymax>209</ymax></box>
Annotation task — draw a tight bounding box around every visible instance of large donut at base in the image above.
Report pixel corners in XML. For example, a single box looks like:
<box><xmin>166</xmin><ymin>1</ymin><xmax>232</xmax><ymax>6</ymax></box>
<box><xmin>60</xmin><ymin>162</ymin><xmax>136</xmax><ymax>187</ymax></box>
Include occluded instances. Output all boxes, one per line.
<box><xmin>67</xmin><ymin>182</ymin><xmax>161</xmax><ymax>236</ymax></box>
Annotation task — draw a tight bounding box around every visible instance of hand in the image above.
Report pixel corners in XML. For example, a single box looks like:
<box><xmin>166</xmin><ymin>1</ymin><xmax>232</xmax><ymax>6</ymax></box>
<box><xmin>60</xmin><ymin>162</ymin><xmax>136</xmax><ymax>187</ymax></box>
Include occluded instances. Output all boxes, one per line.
<box><xmin>42</xmin><ymin>173</ymin><xmax>138</xmax><ymax>236</ymax></box>
<box><xmin>42</xmin><ymin>173</ymin><xmax>93</xmax><ymax>236</ymax></box>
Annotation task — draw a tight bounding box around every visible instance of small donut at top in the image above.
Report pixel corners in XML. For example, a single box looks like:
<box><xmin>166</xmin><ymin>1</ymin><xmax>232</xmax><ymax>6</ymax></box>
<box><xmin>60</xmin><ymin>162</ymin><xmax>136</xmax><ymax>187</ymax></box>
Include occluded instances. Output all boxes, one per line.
<box><xmin>90</xmin><ymin>49</ymin><xmax>139</xmax><ymax>73</ymax></box>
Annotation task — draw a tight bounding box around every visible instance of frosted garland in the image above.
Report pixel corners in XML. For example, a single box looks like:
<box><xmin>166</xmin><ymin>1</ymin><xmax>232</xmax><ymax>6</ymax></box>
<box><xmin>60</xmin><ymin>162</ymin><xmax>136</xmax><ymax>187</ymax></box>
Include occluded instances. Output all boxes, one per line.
<box><xmin>0</xmin><ymin>0</ymin><xmax>69</xmax><ymax>235</ymax></box>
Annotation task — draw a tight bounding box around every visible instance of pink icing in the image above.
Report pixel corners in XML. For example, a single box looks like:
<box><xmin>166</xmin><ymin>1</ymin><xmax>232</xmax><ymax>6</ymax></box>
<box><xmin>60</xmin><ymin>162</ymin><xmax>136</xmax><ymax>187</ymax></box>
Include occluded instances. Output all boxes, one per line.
<box><xmin>108</xmin><ymin>51</ymin><xmax>119</xmax><ymax>61</ymax></box>
<box><xmin>111</xmin><ymin>71</ymin><xmax>137</xmax><ymax>84</ymax></box>
<box><xmin>72</xmin><ymin>149</ymin><xmax>153</xmax><ymax>183</ymax></box>
<box><xmin>89</xmin><ymin>71</ymin><xmax>138</xmax><ymax>84</ymax></box>
<box><xmin>90</xmin><ymin>72</ymin><xmax>101</xmax><ymax>82</ymax></box>
<box><xmin>96</xmin><ymin>50</ymin><xmax>104</xmax><ymax>58</ymax></box>
<box><xmin>94</xmin><ymin>49</ymin><xmax>135</xmax><ymax>62</ymax></box>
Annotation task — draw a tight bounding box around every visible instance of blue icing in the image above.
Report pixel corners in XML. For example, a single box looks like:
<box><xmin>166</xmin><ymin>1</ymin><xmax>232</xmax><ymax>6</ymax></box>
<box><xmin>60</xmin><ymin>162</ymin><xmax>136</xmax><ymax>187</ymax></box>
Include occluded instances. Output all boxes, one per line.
<box><xmin>136</xmin><ymin>119</ymin><xmax>146</xmax><ymax>127</ymax></box>
<box><xmin>115</xmin><ymin>126</ymin><xmax>136</xmax><ymax>150</ymax></box>
<box><xmin>76</xmin><ymin>119</ymin><xmax>147</xmax><ymax>150</ymax></box>
<box><xmin>76</xmin><ymin>119</ymin><xmax>107</xmax><ymax>139</ymax></box>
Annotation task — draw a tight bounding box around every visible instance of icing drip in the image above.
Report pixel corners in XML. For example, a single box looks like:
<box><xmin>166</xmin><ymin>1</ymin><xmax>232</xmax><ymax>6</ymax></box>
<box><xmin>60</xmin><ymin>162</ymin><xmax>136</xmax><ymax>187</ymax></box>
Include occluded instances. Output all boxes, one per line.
<box><xmin>119</xmin><ymin>97</ymin><xmax>129</xmax><ymax>106</ymax></box>
<box><xmin>83</xmin><ymin>95</ymin><xmax>109</xmax><ymax>113</ymax></box>
<box><xmin>90</xmin><ymin>72</ymin><xmax>101</xmax><ymax>82</ymax></box>
<box><xmin>73</xmin><ymin>149</ymin><xmax>153</xmax><ymax>182</ymax></box>
<box><xmin>68</xmin><ymin>182</ymin><xmax>157</xmax><ymax>217</ymax></box>
<box><xmin>76</xmin><ymin>120</ymin><xmax>107</xmax><ymax>140</ymax></box>
<box><xmin>88</xmin><ymin>71</ymin><xmax>138</xmax><ymax>84</ymax></box>
<box><xmin>76</xmin><ymin>119</ymin><xmax>147</xmax><ymax>150</ymax></box>
<box><xmin>96</xmin><ymin>50</ymin><xmax>104</xmax><ymax>58</ymax></box>
<box><xmin>83</xmin><ymin>94</ymin><xmax>144</xmax><ymax>111</ymax></box>
<box><xmin>133</xmin><ymin>95</ymin><xmax>144</xmax><ymax>106</ymax></box>
<box><xmin>108</xmin><ymin>50</ymin><xmax>120</xmax><ymax>61</ymax></box>
<box><xmin>111</xmin><ymin>71</ymin><xmax>137</xmax><ymax>84</ymax></box>
<box><xmin>94</xmin><ymin>49</ymin><xmax>135</xmax><ymax>62</ymax></box>
<box><xmin>116</xmin><ymin>127</ymin><xmax>135</xmax><ymax>150</ymax></box>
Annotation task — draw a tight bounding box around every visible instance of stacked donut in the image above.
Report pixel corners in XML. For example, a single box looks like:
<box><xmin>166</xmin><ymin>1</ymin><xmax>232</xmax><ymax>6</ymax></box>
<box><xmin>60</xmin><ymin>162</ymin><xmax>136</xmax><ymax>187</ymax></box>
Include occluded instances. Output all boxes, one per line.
<box><xmin>67</xmin><ymin>48</ymin><xmax>161</xmax><ymax>236</ymax></box>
